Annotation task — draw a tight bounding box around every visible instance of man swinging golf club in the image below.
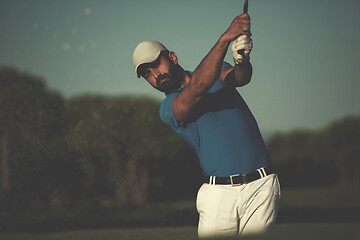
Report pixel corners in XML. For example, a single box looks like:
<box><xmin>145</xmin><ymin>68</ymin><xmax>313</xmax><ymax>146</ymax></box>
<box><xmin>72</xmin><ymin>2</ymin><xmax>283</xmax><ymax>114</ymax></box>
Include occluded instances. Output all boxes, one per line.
<box><xmin>132</xmin><ymin>7</ymin><xmax>280</xmax><ymax>239</ymax></box>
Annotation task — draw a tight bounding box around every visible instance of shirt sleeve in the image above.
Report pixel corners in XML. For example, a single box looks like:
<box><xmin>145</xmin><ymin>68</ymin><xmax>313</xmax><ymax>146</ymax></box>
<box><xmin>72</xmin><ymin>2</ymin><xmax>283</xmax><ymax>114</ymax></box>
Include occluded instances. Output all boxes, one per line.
<box><xmin>222</xmin><ymin>61</ymin><xmax>232</xmax><ymax>69</ymax></box>
<box><xmin>159</xmin><ymin>92</ymin><xmax>183</xmax><ymax>133</ymax></box>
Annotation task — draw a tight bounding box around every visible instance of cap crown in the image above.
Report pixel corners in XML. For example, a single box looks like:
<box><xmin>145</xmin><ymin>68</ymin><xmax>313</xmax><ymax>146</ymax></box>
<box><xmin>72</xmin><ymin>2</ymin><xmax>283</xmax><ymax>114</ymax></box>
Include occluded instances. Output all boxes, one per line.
<box><xmin>132</xmin><ymin>41</ymin><xmax>168</xmax><ymax>78</ymax></box>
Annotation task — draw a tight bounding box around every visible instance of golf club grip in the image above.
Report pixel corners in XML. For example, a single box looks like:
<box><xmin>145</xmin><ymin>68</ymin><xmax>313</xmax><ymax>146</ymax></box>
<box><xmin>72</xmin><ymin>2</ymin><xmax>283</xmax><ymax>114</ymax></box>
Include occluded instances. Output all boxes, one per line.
<box><xmin>237</xmin><ymin>49</ymin><xmax>245</xmax><ymax>55</ymax></box>
<box><xmin>237</xmin><ymin>0</ymin><xmax>249</xmax><ymax>55</ymax></box>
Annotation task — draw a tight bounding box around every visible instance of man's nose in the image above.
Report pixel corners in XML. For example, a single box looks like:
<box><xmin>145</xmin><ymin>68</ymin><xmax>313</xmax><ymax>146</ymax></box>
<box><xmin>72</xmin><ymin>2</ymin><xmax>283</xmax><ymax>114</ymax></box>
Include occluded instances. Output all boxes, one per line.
<box><xmin>150</xmin><ymin>68</ymin><xmax>160</xmax><ymax>79</ymax></box>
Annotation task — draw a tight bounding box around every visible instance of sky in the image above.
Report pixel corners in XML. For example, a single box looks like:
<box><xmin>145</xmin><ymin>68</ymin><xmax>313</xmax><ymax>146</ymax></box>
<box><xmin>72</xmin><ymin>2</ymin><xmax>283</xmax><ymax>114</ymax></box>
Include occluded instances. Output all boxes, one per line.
<box><xmin>1</xmin><ymin>0</ymin><xmax>360</xmax><ymax>134</ymax></box>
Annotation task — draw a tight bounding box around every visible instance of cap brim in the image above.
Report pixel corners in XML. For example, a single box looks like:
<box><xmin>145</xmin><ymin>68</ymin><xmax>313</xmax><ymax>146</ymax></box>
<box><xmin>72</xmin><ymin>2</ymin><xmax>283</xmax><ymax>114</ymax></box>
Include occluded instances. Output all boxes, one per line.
<box><xmin>134</xmin><ymin>51</ymin><xmax>161</xmax><ymax>78</ymax></box>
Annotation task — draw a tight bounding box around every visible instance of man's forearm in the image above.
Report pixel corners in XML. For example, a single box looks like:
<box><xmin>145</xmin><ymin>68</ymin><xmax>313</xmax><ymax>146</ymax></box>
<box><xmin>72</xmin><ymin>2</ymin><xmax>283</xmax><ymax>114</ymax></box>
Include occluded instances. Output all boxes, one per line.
<box><xmin>188</xmin><ymin>36</ymin><xmax>230</xmax><ymax>95</ymax></box>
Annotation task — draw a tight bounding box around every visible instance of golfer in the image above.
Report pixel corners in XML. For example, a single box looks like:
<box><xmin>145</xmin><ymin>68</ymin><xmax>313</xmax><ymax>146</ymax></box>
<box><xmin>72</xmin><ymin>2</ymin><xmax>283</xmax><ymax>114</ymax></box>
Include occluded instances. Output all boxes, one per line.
<box><xmin>132</xmin><ymin>13</ymin><xmax>280</xmax><ymax>238</ymax></box>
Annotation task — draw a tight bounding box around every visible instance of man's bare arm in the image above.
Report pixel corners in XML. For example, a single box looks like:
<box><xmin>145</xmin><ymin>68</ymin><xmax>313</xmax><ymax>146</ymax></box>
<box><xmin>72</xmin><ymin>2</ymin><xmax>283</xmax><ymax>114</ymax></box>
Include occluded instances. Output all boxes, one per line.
<box><xmin>172</xmin><ymin>14</ymin><xmax>251</xmax><ymax>123</ymax></box>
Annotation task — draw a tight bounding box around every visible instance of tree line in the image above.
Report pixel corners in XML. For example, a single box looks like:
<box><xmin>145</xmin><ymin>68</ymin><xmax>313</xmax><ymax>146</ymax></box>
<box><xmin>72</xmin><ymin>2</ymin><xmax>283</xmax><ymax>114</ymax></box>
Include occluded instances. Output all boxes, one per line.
<box><xmin>0</xmin><ymin>66</ymin><xmax>359</xmax><ymax>211</ymax></box>
<box><xmin>267</xmin><ymin>115</ymin><xmax>360</xmax><ymax>188</ymax></box>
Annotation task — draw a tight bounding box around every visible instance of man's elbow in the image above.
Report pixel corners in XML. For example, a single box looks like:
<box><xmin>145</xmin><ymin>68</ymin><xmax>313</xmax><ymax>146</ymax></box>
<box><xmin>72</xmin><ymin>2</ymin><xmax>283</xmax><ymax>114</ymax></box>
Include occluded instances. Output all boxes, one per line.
<box><xmin>235</xmin><ymin>76</ymin><xmax>251</xmax><ymax>87</ymax></box>
<box><xmin>242</xmin><ymin>75</ymin><xmax>252</xmax><ymax>86</ymax></box>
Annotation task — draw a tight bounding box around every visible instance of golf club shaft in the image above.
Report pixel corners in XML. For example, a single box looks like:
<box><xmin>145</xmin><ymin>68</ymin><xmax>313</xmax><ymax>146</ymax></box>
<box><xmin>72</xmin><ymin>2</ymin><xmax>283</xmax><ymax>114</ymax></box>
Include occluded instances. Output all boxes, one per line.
<box><xmin>243</xmin><ymin>0</ymin><xmax>248</xmax><ymax>14</ymax></box>
<box><xmin>237</xmin><ymin>0</ymin><xmax>249</xmax><ymax>55</ymax></box>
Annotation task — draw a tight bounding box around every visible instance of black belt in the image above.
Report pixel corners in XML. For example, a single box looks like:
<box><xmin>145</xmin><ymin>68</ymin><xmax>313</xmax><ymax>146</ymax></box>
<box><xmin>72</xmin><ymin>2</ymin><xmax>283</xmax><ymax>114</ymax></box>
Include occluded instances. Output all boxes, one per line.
<box><xmin>204</xmin><ymin>166</ymin><xmax>274</xmax><ymax>186</ymax></box>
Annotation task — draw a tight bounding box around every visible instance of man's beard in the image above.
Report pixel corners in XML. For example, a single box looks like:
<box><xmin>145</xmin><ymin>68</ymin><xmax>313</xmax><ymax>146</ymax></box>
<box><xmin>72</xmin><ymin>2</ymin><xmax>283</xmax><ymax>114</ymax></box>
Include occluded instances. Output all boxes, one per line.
<box><xmin>155</xmin><ymin>63</ymin><xmax>182</xmax><ymax>94</ymax></box>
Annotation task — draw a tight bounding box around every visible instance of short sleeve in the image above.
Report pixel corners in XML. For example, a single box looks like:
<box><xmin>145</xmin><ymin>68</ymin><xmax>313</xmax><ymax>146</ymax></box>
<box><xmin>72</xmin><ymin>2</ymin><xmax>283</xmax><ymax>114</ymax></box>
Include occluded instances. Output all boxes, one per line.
<box><xmin>159</xmin><ymin>92</ymin><xmax>184</xmax><ymax>133</ymax></box>
<box><xmin>222</xmin><ymin>61</ymin><xmax>232</xmax><ymax>68</ymax></box>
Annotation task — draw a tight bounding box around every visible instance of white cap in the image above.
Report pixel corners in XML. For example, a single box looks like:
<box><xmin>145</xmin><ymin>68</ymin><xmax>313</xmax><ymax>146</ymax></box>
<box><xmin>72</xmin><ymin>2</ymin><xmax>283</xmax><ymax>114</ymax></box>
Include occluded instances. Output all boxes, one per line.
<box><xmin>132</xmin><ymin>41</ymin><xmax>168</xmax><ymax>78</ymax></box>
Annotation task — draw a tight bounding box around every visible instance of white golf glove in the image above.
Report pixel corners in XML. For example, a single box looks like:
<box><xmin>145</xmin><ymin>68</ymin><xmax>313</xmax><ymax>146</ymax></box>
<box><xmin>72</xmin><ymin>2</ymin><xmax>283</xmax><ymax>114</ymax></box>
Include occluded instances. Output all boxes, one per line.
<box><xmin>231</xmin><ymin>35</ymin><xmax>253</xmax><ymax>64</ymax></box>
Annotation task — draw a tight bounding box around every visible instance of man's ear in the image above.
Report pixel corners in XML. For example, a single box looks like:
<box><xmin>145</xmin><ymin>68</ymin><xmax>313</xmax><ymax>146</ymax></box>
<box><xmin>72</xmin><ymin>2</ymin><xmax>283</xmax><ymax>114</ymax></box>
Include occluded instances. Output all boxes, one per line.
<box><xmin>168</xmin><ymin>51</ymin><xmax>178</xmax><ymax>64</ymax></box>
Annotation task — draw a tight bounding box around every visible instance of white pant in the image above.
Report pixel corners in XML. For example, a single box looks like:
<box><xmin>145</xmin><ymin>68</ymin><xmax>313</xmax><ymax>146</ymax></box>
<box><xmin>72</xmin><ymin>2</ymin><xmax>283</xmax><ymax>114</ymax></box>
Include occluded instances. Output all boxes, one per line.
<box><xmin>196</xmin><ymin>174</ymin><xmax>280</xmax><ymax>239</ymax></box>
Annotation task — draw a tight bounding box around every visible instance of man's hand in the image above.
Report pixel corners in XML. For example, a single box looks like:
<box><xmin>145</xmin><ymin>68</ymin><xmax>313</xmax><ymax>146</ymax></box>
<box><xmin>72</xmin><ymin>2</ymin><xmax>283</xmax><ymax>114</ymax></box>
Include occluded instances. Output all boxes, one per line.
<box><xmin>222</xmin><ymin>13</ymin><xmax>251</xmax><ymax>43</ymax></box>
<box><xmin>232</xmin><ymin>35</ymin><xmax>253</xmax><ymax>64</ymax></box>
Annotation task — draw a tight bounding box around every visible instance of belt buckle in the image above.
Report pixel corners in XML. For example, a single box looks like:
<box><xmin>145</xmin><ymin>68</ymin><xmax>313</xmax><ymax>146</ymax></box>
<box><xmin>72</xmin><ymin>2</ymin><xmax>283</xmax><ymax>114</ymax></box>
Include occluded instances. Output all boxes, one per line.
<box><xmin>230</xmin><ymin>174</ymin><xmax>242</xmax><ymax>186</ymax></box>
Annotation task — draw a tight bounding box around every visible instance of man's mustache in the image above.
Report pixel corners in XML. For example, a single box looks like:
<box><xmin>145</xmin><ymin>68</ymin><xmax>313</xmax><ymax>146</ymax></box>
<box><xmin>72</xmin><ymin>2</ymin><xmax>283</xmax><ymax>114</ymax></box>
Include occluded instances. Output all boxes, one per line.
<box><xmin>156</xmin><ymin>74</ymin><xmax>170</xmax><ymax>86</ymax></box>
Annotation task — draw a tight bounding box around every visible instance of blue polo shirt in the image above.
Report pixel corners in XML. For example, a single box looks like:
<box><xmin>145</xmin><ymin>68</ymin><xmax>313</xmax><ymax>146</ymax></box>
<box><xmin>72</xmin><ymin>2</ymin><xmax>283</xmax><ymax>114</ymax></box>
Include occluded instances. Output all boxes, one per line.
<box><xmin>159</xmin><ymin>62</ymin><xmax>271</xmax><ymax>177</ymax></box>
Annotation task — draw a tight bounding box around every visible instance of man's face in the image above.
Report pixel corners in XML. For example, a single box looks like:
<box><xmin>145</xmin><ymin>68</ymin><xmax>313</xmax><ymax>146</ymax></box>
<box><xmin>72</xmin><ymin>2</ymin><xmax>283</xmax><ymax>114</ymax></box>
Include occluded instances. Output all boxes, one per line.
<box><xmin>139</xmin><ymin>53</ymin><xmax>182</xmax><ymax>94</ymax></box>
